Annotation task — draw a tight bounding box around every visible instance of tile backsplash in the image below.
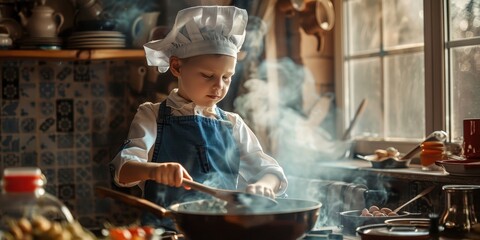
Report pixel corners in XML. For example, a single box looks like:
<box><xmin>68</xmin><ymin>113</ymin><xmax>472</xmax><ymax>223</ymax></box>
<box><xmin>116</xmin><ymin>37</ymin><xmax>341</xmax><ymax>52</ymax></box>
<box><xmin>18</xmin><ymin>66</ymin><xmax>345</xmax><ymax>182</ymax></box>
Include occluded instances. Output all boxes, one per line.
<box><xmin>0</xmin><ymin>59</ymin><xmax>151</xmax><ymax>229</ymax></box>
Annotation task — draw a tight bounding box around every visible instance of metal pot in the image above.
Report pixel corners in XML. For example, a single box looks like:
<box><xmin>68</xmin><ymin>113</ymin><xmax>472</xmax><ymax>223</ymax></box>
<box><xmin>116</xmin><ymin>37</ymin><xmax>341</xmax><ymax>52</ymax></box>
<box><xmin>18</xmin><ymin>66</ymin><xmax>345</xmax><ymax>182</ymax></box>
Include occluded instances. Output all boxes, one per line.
<box><xmin>96</xmin><ymin>187</ymin><xmax>322</xmax><ymax>240</ymax></box>
<box><xmin>339</xmin><ymin>210</ymin><xmax>419</xmax><ymax>236</ymax></box>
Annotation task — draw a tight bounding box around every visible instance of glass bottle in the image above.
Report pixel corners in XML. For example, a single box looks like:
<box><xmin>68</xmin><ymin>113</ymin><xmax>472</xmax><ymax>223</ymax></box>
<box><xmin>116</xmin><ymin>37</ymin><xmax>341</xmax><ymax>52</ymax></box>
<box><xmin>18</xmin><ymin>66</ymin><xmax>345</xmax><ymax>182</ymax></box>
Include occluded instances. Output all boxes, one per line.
<box><xmin>0</xmin><ymin>167</ymin><xmax>74</xmax><ymax>232</ymax></box>
<box><xmin>439</xmin><ymin>185</ymin><xmax>480</xmax><ymax>239</ymax></box>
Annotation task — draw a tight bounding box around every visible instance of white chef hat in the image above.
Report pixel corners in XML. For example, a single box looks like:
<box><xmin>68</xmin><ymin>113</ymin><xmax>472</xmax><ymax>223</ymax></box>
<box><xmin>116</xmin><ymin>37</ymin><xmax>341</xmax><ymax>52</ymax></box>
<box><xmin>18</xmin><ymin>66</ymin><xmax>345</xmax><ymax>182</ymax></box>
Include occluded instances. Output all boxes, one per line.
<box><xmin>144</xmin><ymin>6</ymin><xmax>248</xmax><ymax>73</ymax></box>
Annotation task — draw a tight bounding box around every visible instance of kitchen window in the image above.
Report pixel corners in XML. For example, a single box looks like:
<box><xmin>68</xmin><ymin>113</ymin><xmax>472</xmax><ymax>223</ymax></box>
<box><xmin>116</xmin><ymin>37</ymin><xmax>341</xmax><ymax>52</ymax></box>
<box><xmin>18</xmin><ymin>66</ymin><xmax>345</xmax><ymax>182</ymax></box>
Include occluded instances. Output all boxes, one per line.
<box><xmin>336</xmin><ymin>0</ymin><xmax>480</xmax><ymax>154</ymax></box>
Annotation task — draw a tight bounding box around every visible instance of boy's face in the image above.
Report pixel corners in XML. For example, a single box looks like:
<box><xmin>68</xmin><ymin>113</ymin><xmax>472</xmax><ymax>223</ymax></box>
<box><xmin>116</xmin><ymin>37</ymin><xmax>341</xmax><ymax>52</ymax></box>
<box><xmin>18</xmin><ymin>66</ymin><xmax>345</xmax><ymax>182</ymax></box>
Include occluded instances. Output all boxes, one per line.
<box><xmin>172</xmin><ymin>54</ymin><xmax>236</xmax><ymax>107</ymax></box>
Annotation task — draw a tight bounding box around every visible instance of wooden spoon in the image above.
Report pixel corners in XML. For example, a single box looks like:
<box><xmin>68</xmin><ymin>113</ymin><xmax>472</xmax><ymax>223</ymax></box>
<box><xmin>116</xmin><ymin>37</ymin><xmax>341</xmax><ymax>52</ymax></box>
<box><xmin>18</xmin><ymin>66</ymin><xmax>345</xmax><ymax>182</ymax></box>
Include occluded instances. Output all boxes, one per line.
<box><xmin>182</xmin><ymin>179</ymin><xmax>278</xmax><ymax>208</ymax></box>
<box><xmin>393</xmin><ymin>186</ymin><xmax>435</xmax><ymax>213</ymax></box>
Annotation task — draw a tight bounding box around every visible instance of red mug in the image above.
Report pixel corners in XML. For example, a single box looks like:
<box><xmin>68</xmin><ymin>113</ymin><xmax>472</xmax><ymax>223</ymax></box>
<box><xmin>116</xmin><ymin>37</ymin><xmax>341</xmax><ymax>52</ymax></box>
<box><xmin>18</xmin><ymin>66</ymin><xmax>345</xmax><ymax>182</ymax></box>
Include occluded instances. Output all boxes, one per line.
<box><xmin>463</xmin><ymin>119</ymin><xmax>480</xmax><ymax>159</ymax></box>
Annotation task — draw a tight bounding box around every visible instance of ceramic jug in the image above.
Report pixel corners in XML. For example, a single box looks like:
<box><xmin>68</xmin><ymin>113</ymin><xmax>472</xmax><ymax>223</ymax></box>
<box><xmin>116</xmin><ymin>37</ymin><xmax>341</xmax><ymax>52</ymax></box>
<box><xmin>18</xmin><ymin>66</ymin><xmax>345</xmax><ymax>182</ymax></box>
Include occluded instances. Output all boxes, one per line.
<box><xmin>0</xmin><ymin>25</ymin><xmax>12</xmax><ymax>48</ymax></box>
<box><xmin>19</xmin><ymin>0</ymin><xmax>64</xmax><ymax>38</ymax></box>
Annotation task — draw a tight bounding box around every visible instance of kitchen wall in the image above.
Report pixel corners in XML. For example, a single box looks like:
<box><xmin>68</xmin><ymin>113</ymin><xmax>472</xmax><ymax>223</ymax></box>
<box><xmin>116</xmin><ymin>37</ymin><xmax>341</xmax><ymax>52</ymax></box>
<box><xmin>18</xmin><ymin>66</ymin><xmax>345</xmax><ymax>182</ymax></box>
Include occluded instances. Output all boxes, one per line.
<box><xmin>0</xmin><ymin>0</ymin><xmax>337</xmax><ymax>230</ymax></box>
<box><xmin>0</xmin><ymin>59</ymin><xmax>151</xmax><ymax>228</ymax></box>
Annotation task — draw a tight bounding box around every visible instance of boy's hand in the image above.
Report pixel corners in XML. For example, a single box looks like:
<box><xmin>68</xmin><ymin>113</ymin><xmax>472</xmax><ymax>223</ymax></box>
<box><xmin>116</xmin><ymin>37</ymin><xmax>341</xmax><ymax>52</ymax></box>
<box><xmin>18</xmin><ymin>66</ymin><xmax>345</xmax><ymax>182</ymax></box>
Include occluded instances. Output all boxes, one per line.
<box><xmin>245</xmin><ymin>183</ymin><xmax>275</xmax><ymax>198</ymax></box>
<box><xmin>150</xmin><ymin>162</ymin><xmax>193</xmax><ymax>189</ymax></box>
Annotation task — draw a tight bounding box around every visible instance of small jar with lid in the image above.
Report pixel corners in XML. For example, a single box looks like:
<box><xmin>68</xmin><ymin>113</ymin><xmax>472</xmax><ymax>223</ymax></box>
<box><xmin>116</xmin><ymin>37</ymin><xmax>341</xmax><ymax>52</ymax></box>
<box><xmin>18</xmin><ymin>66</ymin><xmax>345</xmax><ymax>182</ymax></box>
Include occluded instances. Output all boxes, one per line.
<box><xmin>0</xmin><ymin>167</ymin><xmax>74</xmax><ymax>232</ymax></box>
<box><xmin>420</xmin><ymin>141</ymin><xmax>445</xmax><ymax>171</ymax></box>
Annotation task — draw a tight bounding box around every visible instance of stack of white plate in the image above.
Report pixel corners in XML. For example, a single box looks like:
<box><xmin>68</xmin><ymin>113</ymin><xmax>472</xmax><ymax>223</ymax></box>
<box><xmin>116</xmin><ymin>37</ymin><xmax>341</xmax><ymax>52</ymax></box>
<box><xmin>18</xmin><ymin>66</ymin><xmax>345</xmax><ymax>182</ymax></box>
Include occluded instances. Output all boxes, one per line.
<box><xmin>67</xmin><ymin>31</ymin><xmax>126</xmax><ymax>49</ymax></box>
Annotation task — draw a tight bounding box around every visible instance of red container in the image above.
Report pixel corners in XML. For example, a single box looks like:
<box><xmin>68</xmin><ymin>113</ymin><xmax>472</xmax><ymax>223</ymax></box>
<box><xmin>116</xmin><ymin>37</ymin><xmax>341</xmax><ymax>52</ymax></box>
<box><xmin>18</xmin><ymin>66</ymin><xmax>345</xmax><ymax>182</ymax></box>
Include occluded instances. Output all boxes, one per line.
<box><xmin>463</xmin><ymin>119</ymin><xmax>480</xmax><ymax>159</ymax></box>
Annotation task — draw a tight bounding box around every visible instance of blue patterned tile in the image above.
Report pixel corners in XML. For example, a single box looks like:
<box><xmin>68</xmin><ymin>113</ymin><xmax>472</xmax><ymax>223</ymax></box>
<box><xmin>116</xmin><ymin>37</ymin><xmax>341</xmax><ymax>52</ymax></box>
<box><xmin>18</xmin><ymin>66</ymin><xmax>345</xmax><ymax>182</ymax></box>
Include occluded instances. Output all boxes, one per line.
<box><xmin>38</xmin><ymin>63</ymin><xmax>55</xmax><ymax>81</ymax></box>
<box><xmin>39</xmin><ymin>134</ymin><xmax>56</xmax><ymax>150</ymax></box>
<box><xmin>1</xmin><ymin>101</ymin><xmax>19</xmax><ymax>116</ymax></box>
<box><xmin>76</xmin><ymin>166</ymin><xmax>92</xmax><ymax>182</ymax></box>
<box><xmin>57</xmin><ymin>151</ymin><xmax>74</xmax><ymax>166</ymax></box>
<box><xmin>20</xmin><ymin>134</ymin><xmax>36</xmax><ymax>151</ymax></box>
<box><xmin>2</xmin><ymin>117</ymin><xmax>19</xmax><ymax>133</ymax></box>
<box><xmin>91</xmin><ymin>99</ymin><xmax>106</xmax><ymax>116</ymax></box>
<box><xmin>91</xmin><ymin>82</ymin><xmax>106</xmax><ymax>97</ymax></box>
<box><xmin>76</xmin><ymin>182</ymin><xmax>93</xmax><ymax>198</ymax></box>
<box><xmin>19</xmin><ymin>101</ymin><xmax>35</xmax><ymax>117</ymax></box>
<box><xmin>57</xmin><ymin>82</ymin><xmax>74</xmax><ymax>98</ymax></box>
<box><xmin>58</xmin><ymin>183</ymin><xmax>75</xmax><ymax>200</ymax></box>
<box><xmin>39</xmin><ymin>118</ymin><xmax>56</xmax><ymax>133</ymax></box>
<box><xmin>58</xmin><ymin>168</ymin><xmax>74</xmax><ymax>184</ymax></box>
<box><xmin>39</xmin><ymin>101</ymin><xmax>55</xmax><ymax>116</ymax></box>
<box><xmin>92</xmin><ymin>117</ymin><xmax>107</xmax><ymax>132</ymax></box>
<box><xmin>19</xmin><ymin>83</ymin><xmax>37</xmax><ymax>98</ymax></box>
<box><xmin>20</xmin><ymin>118</ymin><xmax>36</xmax><ymax>132</ymax></box>
<box><xmin>57</xmin><ymin>133</ymin><xmax>74</xmax><ymax>149</ymax></box>
<box><xmin>56</xmin><ymin>99</ymin><xmax>74</xmax><ymax>132</ymax></box>
<box><xmin>76</xmin><ymin>150</ymin><xmax>91</xmax><ymax>165</ymax></box>
<box><xmin>21</xmin><ymin>151</ymin><xmax>37</xmax><ymax>166</ymax></box>
<box><xmin>2</xmin><ymin>65</ymin><xmax>19</xmax><ymax>100</ymax></box>
<box><xmin>39</xmin><ymin>82</ymin><xmax>55</xmax><ymax>99</ymax></box>
<box><xmin>1</xmin><ymin>134</ymin><xmax>19</xmax><ymax>152</ymax></box>
<box><xmin>74</xmin><ymin>62</ymin><xmax>90</xmax><ymax>82</ymax></box>
<box><xmin>19</xmin><ymin>60</ymin><xmax>37</xmax><ymax>83</ymax></box>
<box><xmin>2</xmin><ymin>153</ymin><xmax>20</xmax><ymax>167</ymax></box>
<box><xmin>57</xmin><ymin>118</ymin><xmax>73</xmax><ymax>133</ymax></box>
<box><xmin>20</xmin><ymin>118</ymin><xmax>36</xmax><ymax>133</ymax></box>
<box><xmin>75</xmin><ymin>134</ymin><xmax>90</xmax><ymax>148</ymax></box>
<box><xmin>90</xmin><ymin>61</ymin><xmax>107</xmax><ymax>82</ymax></box>
<box><xmin>40</xmin><ymin>151</ymin><xmax>56</xmax><ymax>167</ymax></box>
<box><xmin>74</xmin><ymin>99</ymin><xmax>89</xmax><ymax>115</ymax></box>
<box><xmin>41</xmin><ymin>168</ymin><xmax>57</xmax><ymax>185</ymax></box>
<box><xmin>56</xmin><ymin>63</ymin><xmax>73</xmax><ymax>82</ymax></box>
<box><xmin>73</xmin><ymin>82</ymin><xmax>91</xmax><ymax>98</ymax></box>
<box><xmin>75</xmin><ymin>116</ymin><xmax>90</xmax><ymax>132</ymax></box>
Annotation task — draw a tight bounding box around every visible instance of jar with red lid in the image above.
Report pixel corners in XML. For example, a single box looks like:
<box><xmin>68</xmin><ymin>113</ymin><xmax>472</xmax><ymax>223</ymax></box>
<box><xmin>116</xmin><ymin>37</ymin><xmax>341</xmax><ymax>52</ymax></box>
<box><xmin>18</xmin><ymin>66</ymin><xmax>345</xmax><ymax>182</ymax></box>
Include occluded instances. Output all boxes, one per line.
<box><xmin>0</xmin><ymin>167</ymin><xmax>74</xmax><ymax>232</ymax></box>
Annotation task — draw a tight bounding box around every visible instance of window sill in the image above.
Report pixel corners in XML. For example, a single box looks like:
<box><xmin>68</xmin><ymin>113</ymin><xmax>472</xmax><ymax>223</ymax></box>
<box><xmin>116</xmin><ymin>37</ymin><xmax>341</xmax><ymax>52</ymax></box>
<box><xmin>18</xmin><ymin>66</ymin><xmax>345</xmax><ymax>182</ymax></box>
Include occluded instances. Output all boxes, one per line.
<box><xmin>312</xmin><ymin>159</ymin><xmax>480</xmax><ymax>184</ymax></box>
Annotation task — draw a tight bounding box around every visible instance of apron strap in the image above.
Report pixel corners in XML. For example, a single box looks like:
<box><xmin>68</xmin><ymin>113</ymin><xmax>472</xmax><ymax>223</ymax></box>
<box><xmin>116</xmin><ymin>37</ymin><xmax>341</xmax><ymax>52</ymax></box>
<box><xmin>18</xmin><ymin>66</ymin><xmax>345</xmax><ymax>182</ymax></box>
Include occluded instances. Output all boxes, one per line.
<box><xmin>157</xmin><ymin>101</ymin><xmax>172</xmax><ymax>123</ymax></box>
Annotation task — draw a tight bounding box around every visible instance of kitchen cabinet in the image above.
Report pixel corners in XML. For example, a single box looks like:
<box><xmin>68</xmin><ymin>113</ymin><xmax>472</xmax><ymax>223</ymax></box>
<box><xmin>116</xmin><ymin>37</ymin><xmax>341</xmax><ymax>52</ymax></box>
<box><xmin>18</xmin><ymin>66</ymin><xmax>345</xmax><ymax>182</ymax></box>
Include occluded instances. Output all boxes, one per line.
<box><xmin>0</xmin><ymin>49</ymin><xmax>145</xmax><ymax>60</ymax></box>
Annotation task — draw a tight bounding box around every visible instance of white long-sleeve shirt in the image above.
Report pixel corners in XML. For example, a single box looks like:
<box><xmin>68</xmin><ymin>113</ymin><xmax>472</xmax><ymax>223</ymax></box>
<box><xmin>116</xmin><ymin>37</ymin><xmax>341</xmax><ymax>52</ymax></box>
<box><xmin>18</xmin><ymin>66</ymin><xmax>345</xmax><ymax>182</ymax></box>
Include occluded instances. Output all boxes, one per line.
<box><xmin>111</xmin><ymin>89</ymin><xmax>287</xmax><ymax>195</ymax></box>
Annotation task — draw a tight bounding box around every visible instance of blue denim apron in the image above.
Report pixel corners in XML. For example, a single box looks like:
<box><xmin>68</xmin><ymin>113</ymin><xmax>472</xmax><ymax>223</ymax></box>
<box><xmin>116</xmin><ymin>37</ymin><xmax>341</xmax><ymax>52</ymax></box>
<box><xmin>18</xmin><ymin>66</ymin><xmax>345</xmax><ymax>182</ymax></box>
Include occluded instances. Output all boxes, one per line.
<box><xmin>141</xmin><ymin>101</ymin><xmax>240</xmax><ymax>230</ymax></box>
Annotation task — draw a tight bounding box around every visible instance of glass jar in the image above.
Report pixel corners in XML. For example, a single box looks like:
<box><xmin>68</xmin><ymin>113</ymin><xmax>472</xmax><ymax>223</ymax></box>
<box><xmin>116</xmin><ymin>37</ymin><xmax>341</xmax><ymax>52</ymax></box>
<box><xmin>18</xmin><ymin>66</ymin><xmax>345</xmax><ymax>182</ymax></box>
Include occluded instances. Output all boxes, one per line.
<box><xmin>439</xmin><ymin>185</ymin><xmax>480</xmax><ymax>239</ymax></box>
<box><xmin>0</xmin><ymin>167</ymin><xmax>74</xmax><ymax>232</ymax></box>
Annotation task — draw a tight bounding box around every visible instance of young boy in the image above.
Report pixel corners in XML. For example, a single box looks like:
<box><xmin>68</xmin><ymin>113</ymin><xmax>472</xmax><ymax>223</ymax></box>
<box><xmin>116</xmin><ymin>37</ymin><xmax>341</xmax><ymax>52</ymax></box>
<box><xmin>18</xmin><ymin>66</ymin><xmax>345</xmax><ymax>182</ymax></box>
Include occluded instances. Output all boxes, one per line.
<box><xmin>110</xmin><ymin>6</ymin><xmax>287</xmax><ymax>230</ymax></box>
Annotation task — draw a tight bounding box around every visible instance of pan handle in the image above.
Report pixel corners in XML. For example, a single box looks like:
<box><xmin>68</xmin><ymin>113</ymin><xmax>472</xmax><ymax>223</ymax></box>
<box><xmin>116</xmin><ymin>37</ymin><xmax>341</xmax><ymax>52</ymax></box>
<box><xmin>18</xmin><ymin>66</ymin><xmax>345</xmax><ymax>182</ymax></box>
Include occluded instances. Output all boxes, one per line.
<box><xmin>95</xmin><ymin>186</ymin><xmax>172</xmax><ymax>218</ymax></box>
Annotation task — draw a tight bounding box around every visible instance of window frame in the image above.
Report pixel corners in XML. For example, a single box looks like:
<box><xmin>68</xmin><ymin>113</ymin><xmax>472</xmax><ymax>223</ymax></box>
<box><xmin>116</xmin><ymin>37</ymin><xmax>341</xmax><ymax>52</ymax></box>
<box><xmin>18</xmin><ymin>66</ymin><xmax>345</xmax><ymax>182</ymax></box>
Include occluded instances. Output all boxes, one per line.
<box><xmin>334</xmin><ymin>0</ymin><xmax>446</xmax><ymax>156</ymax></box>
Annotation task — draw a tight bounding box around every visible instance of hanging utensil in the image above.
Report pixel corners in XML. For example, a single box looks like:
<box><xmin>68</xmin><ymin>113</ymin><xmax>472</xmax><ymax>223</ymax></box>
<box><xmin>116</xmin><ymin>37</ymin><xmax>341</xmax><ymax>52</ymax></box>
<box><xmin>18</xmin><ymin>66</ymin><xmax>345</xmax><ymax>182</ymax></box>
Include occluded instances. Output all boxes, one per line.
<box><xmin>342</xmin><ymin>98</ymin><xmax>368</xmax><ymax>140</ymax></box>
<box><xmin>182</xmin><ymin>179</ymin><xmax>278</xmax><ymax>208</ymax></box>
<box><xmin>393</xmin><ymin>186</ymin><xmax>435</xmax><ymax>213</ymax></box>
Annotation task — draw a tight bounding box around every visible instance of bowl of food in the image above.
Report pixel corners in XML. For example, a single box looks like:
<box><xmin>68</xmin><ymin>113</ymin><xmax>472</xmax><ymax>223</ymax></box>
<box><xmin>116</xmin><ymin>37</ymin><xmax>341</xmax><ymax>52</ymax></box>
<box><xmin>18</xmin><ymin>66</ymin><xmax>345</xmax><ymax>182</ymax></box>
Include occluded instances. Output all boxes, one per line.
<box><xmin>339</xmin><ymin>205</ymin><xmax>417</xmax><ymax>235</ymax></box>
<box><xmin>358</xmin><ymin>147</ymin><xmax>411</xmax><ymax>169</ymax></box>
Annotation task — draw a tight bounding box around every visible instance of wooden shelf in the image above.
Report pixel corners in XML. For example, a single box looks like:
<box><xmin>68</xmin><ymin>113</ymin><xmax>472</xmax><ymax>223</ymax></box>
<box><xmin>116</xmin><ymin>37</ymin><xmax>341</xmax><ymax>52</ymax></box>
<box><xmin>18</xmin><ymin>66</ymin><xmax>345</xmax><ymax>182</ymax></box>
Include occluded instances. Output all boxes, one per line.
<box><xmin>0</xmin><ymin>49</ymin><xmax>146</xmax><ymax>60</ymax></box>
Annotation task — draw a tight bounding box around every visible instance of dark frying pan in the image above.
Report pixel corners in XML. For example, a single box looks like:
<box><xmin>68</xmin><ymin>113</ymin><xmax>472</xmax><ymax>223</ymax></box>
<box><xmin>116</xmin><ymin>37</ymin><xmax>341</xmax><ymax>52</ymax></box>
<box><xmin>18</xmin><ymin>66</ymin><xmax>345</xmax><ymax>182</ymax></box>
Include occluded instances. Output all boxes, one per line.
<box><xmin>95</xmin><ymin>187</ymin><xmax>321</xmax><ymax>240</ymax></box>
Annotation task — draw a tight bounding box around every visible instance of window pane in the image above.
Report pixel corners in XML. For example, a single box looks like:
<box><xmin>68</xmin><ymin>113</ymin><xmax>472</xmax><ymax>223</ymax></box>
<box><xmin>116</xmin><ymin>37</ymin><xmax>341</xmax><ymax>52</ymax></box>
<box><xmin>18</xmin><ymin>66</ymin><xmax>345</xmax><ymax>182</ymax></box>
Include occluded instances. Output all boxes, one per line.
<box><xmin>449</xmin><ymin>0</ymin><xmax>480</xmax><ymax>40</ymax></box>
<box><xmin>383</xmin><ymin>0</ymin><xmax>424</xmax><ymax>48</ymax></box>
<box><xmin>346</xmin><ymin>0</ymin><xmax>381</xmax><ymax>54</ymax></box>
<box><xmin>349</xmin><ymin>58</ymin><xmax>383</xmax><ymax>138</ymax></box>
<box><xmin>450</xmin><ymin>46</ymin><xmax>480</xmax><ymax>141</ymax></box>
<box><xmin>385</xmin><ymin>52</ymin><xmax>425</xmax><ymax>139</ymax></box>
